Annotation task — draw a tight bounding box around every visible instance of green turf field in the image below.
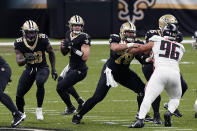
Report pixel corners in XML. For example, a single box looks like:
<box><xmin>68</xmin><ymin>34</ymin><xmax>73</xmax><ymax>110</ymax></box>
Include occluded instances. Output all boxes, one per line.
<box><xmin>0</xmin><ymin>42</ymin><xmax>196</xmax><ymax>131</ymax></box>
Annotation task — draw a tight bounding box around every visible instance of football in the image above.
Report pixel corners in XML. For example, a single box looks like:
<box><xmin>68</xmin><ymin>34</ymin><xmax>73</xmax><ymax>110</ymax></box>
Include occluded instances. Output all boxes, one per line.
<box><xmin>60</xmin><ymin>43</ymin><xmax>70</xmax><ymax>56</ymax></box>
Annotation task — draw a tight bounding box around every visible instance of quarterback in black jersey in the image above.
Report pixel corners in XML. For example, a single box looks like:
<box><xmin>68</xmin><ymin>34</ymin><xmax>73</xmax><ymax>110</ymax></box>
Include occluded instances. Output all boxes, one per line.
<box><xmin>14</xmin><ymin>20</ymin><xmax>57</xmax><ymax>121</ymax></box>
<box><xmin>72</xmin><ymin>21</ymin><xmax>148</xmax><ymax>124</ymax></box>
<box><xmin>141</xmin><ymin>14</ymin><xmax>187</xmax><ymax>119</ymax></box>
<box><xmin>0</xmin><ymin>56</ymin><xmax>25</xmax><ymax>127</ymax></box>
<box><xmin>57</xmin><ymin>15</ymin><xmax>91</xmax><ymax>115</ymax></box>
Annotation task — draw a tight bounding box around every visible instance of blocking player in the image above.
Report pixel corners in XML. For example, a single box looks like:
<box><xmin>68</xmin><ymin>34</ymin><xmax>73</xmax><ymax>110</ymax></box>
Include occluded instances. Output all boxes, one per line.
<box><xmin>72</xmin><ymin>21</ymin><xmax>152</xmax><ymax>124</ymax></box>
<box><xmin>129</xmin><ymin>23</ymin><xmax>185</xmax><ymax>128</ymax></box>
<box><xmin>142</xmin><ymin>14</ymin><xmax>188</xmax><ymax>118</ymax></box>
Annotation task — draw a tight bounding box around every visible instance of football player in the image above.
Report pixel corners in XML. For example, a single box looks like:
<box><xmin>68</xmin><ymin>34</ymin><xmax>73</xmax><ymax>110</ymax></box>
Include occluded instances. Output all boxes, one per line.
<box><xmin>14</xmin><ymin>20</ymin><xmax>58</xmax><ymax>121</ymax></box>
<box><xmin>192</xmin><ymin>31</ymin><xmax>197</xmax><ymax>49</ymax></box>
<box><xmin>56</xmin><ymin>15</ymin><xmax>90</xmax><ymax>115</ymax></box>
<box><xmin>0</xmin><ymin>56</ymin><xmax>25</xmax><ymax>127</ymax></box>
<box><xmin>129</xmin><ymin>23</ymin><xmax>185</xmax><ymax>128</ymax></box>
<box><xmin>72</xmin><ymin>21</ymin><xmax>152</xmax><ymax>124</ymax></box>
<box><xmin>193</xmin><ymin>31</ymin><xmax>197</xmax><ymax>118</ymax></box>
<box><xmin>141</xmin><ymin>14</ymin><xmax>188</xmax><ymax>118</ymax></box>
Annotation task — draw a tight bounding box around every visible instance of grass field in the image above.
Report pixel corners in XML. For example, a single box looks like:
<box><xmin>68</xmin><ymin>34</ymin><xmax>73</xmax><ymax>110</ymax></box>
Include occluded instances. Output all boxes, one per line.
<box><xmin>0</xmin><ymin>42</ymin><xmax>197</xmax><ymax>131</ymax></box>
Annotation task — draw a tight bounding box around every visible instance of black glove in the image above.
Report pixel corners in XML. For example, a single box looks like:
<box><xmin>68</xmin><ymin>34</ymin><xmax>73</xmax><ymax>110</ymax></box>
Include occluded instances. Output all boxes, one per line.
<box><xmin>51</xmin><ymin>69</ymin><xmax>58</xmax><ymax>81</ymax></box>
<box><xmin>25</xmin><ymin>53</ymin><xmax>35</xmax><ymax>61</ymax></box>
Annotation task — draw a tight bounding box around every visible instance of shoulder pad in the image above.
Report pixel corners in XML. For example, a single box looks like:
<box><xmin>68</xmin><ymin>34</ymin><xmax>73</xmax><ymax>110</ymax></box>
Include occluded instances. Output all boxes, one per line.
<box><xmin>149</xmin><ymin>35</ymin><xmax>163</xmax><ymax>42</ymax></box>
<box><xmin>15</xmin><ymin>37</ymin><xmax>23</xmax><ymax>43</ymax></box>
<box><xmin>145</xmin><ymin>30</ymin><xmax>161</xmax><ymax>43</ymax></box>
<box><xmin>38</xmin><ymin>33</ymin><xmax>48</xmax><ymax>39</ymax></box>
<box><xmin>109</xmin><ymin>34</ymin><xmax>121</xmax><ymax>43</ymax></box>
<box><xmin>80</xmin><ymin>33</ymin><xmax>90</xmax><ymax>39</ymax></box>
<box><xmin>76</xmin><ymin>33</ymin><xmax>91</xmax><ymax>45</ymax></box>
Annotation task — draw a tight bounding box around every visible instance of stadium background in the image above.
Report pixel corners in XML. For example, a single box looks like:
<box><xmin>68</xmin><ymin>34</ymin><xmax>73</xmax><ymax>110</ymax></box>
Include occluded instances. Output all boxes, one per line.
<box><xmin>0</xmin><ymin>0</ymin><xmax>197</xmax><ymax>131</ymax></box>
<box><xmin>0</xmin><ymin>0</ymin><xmax>197</xmax><ymax>39</ymax></box>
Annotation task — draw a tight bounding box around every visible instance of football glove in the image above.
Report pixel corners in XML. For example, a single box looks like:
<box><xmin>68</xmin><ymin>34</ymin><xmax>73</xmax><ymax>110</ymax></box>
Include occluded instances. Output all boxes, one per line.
<box><xmin>25</xmin><ymin>53</ymin><xmax>35</xmax><ymax>61</ymax></box>
<box><xmin>51</xmin><ymin>69</ymin><xmax>58</xmax><ymax>81</ymax></box>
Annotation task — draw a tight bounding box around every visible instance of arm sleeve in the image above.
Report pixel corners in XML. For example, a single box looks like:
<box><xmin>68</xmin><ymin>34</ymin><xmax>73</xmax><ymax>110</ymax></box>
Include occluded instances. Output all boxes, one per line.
<box><xmin>109</xmin><ymin>34</ymin><xmax>121</xmax><ymax>44</ymax></box>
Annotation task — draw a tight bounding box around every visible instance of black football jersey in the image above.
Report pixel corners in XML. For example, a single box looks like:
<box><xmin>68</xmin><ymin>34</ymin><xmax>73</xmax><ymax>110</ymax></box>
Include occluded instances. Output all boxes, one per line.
<box><xmin>145</xmin><ymin>30</ymin><xmax>161</xmax><ymax>43</ymax></box>
<box><xmin>0</xmin><ymin>56</ymin><xmax>9</xmax><ymax>67</ymax></box>
<box><xmin>106</xmin><ymin>34</ymin><xmax>143</xmax><ymax>71</ymax></box>
<box><xmin>14</xmin><ymin>33</ymin><xmax>50</xmax><ymax>68</ymax></box>
<box><xmin>65</xmin><ymin>31</ymin><xmax>91</xmax><ymax>69</ymax></box>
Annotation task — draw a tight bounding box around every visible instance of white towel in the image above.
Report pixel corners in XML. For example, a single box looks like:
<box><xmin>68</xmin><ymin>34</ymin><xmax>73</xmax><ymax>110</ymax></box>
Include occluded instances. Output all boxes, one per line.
<box><xmin>60</xmin><ymin>64</ymin><xmax>70</xmax><ymax>78</ymax></box>
<box><xmin>104</xmin><ymin>67</ymin><xmax>118</xmax><ymax>88</ymax></box>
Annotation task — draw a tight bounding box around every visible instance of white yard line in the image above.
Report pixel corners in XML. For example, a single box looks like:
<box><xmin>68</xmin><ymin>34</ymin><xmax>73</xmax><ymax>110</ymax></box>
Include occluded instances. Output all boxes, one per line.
<box><xmin>0</xmin><ymin>40</ymin><xmax>194</xmax><ymax>46</ymax></box>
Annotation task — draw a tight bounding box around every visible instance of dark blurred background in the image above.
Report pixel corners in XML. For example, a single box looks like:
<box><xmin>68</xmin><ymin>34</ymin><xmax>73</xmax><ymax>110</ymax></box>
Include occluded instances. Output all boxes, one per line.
<box><xmin>0</xmin><ymin>0</ymin><xmax>197</xmax><ymax>39</ymax></box>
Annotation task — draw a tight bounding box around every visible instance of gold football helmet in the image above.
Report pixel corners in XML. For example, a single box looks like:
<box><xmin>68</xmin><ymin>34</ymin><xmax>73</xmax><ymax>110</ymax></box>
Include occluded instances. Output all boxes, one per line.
<box><xmin>68</xmin><ymin>15</ymin><xmax>84</xmax><ymax>34</ymax></box>
<box><xmin>120</xmin><ymin>21</ymin><xmax>136</xmax><ymax>42</ymax></box>
<box><xmin>21</xmin><ymin>20</ymin><xmax>39</xmax><ymax>43</ymax></box>
<box><xmin>159</xmin><ymin>14</ymin><xmax>178</xmax><ymax>32</ymax></box>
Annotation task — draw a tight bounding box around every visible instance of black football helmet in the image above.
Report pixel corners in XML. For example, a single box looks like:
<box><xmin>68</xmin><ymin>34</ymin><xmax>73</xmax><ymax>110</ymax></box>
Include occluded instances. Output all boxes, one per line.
<box><xmin>162</xmin><ymin>23</ymin><xmax>179</xmax><ymax>41</ymax></box>
<box><xmin>159</xmin><ymin>14</ymin><xmax>178</xmax><ymax>32</ymax></box>
<box><xmin>21</xmin><ymin>20</ymin><xmax>39</xmax><ymax>43</ymax></box>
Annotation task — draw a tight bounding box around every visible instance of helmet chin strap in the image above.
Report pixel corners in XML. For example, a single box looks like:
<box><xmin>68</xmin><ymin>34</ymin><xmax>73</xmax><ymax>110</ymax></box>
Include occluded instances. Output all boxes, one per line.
<box><xmin>73</xmin><ymin>30</ymin><xmax>81</xmax><ymax>34</ymax></box>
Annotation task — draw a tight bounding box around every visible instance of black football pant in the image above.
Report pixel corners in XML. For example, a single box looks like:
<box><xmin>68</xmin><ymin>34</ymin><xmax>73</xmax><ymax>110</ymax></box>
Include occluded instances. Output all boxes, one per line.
<box><xmin>0</xmin><ymin>64</ymin><xmax>19</xmax><ymax>115</ymax></box>
<box><xmin>16</xmin><ymin>66</ymin><xmax>49</xmax><ymax>113</ymax></box>
<box><xmin>56</xmin><ymin>68</ymin><xmax>87</xmax><ymax>108</ymax></box>
<box><xmin>58</xmin><ymin>76</ymin><xmax>81</xmax><ymax>104</ymax></box>
<box><xmin>78</xmin><ymin>64</ymin><xmax>145</xmax><ymax>116</ymax></box>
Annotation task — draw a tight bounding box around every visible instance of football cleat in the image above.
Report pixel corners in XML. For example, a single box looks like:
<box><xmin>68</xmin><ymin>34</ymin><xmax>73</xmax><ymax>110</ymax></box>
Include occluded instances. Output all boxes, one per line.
<box><xmin>72</xmin><ymin>114</ymin><xmax>82</xmax><ymax>124</ymax></box>
<box><xmin>21</xmin><ymin>112</ymin><xmax>26</xmax><ymax>121</ymax></box>
<box><xmin>173</xmin><ymin>109</ymin><xmax>182</xmax><ymax>117</ymax></box>
<box><xmin>164</xmin><ymin>110</ymin><xmax>172</xmax><ymax>127</ymax></box>
<box><xmin>77</xmin><ymin>98</ymin><xmax>85</xmax><ymax>112</ymax></box>
<box><xmin>36</xmin><ymin>107</ymin><xmax>44</xmax><ymax>120</ymax></box>
<box><xmin>136</xmin><ymin>113</ymin><xmax>153</xmax><ymax>122</ymax></box>
<box><xmin>11</xmin><ymin>112</ymin><xmax>25</xmax><ymax>127</ymax></box>
<box><xmin>164</xmin><ymin>103</ymin><xmax>182</xmax><ymax>117</ymax></box>
<box><xmin>153</xmin><ymin>112</ymin><xmax>162</xmax><ymax>125</ymax></box>
<box><xmin>145</xmin><ymin>114</ymin><xmax>153</xmax><ymax>122</ymax></box>
<box><xmin>128</xmin><ymin>119</ymin><xmax>144</xmax><ymax>128</ymax></box>
<box><xmin>62</xmin><ymin>106</ymin><xmax>76</xmax><ymax>115</ymax></box>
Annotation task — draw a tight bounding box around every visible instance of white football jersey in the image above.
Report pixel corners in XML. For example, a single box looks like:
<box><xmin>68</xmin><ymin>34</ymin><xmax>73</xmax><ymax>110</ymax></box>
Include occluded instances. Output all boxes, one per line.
<box><xmin>149</xmin><ymin>35</ymin><xmax>185</xmax><ymax>71</ymax></box>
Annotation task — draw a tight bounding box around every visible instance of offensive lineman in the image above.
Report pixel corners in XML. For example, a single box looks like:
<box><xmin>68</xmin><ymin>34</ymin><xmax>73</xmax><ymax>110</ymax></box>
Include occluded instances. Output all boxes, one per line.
<box><xmin>72</xmin><ymin>21</ymin><xmax>151</xmax><ymax>124</ymax></box>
